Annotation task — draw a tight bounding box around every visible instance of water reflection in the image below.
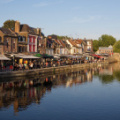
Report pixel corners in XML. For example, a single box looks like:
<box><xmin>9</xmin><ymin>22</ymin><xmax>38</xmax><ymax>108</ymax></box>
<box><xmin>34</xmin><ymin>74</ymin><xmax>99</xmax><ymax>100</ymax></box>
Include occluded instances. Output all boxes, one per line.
<box><xmin>0</xmin><ymin>63</ymin><xmax>120</xmax><ymax>114</ymax></box>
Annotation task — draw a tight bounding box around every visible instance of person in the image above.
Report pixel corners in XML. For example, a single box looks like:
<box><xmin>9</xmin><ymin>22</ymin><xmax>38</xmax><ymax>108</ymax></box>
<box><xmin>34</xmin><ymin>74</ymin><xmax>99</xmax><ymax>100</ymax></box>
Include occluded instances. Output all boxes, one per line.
<box><xmin>46</xmin><ymin>61</ymin><xmax>48</xmax><ymax>67</ymax></box>
<box><xmin>10</xmin><ymin>65</ymin><xmax>13</xmax><ymax>71</ymax></box>
<box><xmin>23</xmin><ymin>62</ymin><xmax>27</xmax><ymax>70</ymax></box>
<box><xmin>19</xmin><ymin>63</ymin><xmax>23</xmax><ymax>70</ymax></box>
<box><xmin>30</xmin><ymin>62</ymin><xmax>33</xmax><ymax>69</ymax></box>
<box><xmin>51</xmin><ymin>61</ymin><xmax>53</xmax><ymax>67</ymax></box>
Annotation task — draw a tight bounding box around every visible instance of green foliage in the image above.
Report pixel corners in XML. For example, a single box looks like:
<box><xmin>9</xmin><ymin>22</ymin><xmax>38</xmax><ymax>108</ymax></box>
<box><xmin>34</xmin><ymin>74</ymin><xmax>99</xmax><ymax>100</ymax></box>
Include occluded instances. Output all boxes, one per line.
<box><xmin>113</xmin><ymin>70</ymin><xmax>120</xmax><ymax>81</ymax></box>
<box><xmin>99</xmin><ymin>75</ymin><xmax>114</xmax><ymax>84</ymax></box>
<box><xmin>93</xmin><ymin>34</ymin><xmax>116</xmax><ymax>52</ymax></box>
<box><xmin>50</xmin><ymin>34</ymin><xmax>70</xmax><ymax>40</ymax></box>
<box><xmin>57</xmin><ymin>35</ymin><xmax>70</xmax><ymax>40</ymax></box>
<box><xmin>98</xmin><ymin>34</ymin><xmax>116</xmax><ymax>47</ymax></box>
<box><xmin>113</xmin><ymin>40</ymin><xmax>120</xmax><ymax>53</ymax></box>
<box><xmin>2</xmin><ymin>20</ymin><xmax>15</xmax><ymax>31</ymax></box>
<box><xmin>93</xmin><ymin>40</ymin><xmax>99</xmax><ymax>51</ymax></box>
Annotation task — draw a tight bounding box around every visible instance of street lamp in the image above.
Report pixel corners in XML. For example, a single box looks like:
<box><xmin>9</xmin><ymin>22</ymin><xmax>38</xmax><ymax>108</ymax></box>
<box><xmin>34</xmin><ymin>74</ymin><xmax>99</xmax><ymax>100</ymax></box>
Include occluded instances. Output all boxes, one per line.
<box><xmin>11</xmin><ymin>54</ymin><xmax>15</xmax><ymax>70</ymax></box>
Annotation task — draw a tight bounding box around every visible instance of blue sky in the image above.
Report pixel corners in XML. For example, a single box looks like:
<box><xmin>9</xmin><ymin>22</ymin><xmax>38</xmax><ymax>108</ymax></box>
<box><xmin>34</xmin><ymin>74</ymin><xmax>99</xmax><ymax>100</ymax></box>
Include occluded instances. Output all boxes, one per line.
<box><xmin>0</xmin><ymin>0</ymin><xmax>120</xmax><ymax>39</ymax></box>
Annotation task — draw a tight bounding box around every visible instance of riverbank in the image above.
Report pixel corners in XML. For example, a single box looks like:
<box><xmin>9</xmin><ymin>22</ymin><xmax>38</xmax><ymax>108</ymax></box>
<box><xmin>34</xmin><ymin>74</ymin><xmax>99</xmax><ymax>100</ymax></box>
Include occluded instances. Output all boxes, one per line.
<box><xmin>0</xmin><ymin>60</ymin><xmax>113</xmax><ymax>80</ymax></box>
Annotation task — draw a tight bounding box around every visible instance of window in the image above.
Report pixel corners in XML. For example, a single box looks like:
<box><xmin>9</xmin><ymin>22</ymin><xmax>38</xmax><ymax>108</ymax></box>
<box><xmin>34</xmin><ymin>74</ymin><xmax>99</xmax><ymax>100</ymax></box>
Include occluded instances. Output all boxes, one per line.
<box><xmin>23</xmin><ymin>37</ymin><xmax>26</xmax><ymax>42</ymax></box>
<box><xmin>33</xmin><ymin>45</ymin><xmax>35</xmax><ymax>52</ymax></box>
<box><xmin>12</xmin><ymin>39</ymin><xmax>15</xmax><ymax>49</ymax></box>
<box><xmin>29</xmin><ymin>45</ymin><xmax>32</xmax><ymax>52</ymax></box>
<box><xmin>18</xmin><ymin>36</ymin><xmax>21</xmax><ymax>42</ymax></box>
<box><xmin>18</xmin><ymin>36</ymin><xmax>26</xmax><ymax>42</ymax></box>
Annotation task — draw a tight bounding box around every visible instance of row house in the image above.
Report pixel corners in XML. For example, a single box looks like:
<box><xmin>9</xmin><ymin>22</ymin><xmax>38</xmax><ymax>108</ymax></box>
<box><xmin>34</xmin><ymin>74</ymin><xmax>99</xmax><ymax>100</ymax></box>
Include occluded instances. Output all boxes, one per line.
<box><xmin>74</xmin><ymin>39</ymin><xmax>93</xmax><ymax>53</ymax></box>
<box><xmin>74</xmin><ymin>39</ymin><xmax>83</xmax><ymax>54</ymax></box>
<box><xmin>83</xmin><ymin>39</ymin><xmax>93</xmax><ymax>53</ymax></box>
<box><xmin>15</xmin><ymin>21</ymin><xmax>45</xmax><ymax>54</ymax></box>
<box><xmin>47</xmin><ymin>35</ymin><xmax>60</xmax><ymax>55</ymax></box>
<box><xmin>96</xmin><ymin>45</ymin><xmax>113</xmax><ymax>55</ymax></box>
<box><xmin>58</xmin><ymin>40</ymin><xmax>70</xmax><ymax>55</ymax></box>
<box><xmin>46</xmin><ymin>36</ymin><xmax>54</xmax><ymax>55</ymax></box>
<box><xmin>0</xmin><ymin>28</ymin><xmax>18</xmax><ymax>54</ymax></box>
<box><xmin>66</xmin><ymin>40</ymin><xmax>79</xmax><ymax>54</ymax></box>
<box><xmin>46</xmin><ymin>35</ymin><xmax>70</xmax><ymax>55</ymax></box>
<box><xmin>38</xmin><ymin>33</ymin><xmax>46</xmax><ymax>54</ymax></box>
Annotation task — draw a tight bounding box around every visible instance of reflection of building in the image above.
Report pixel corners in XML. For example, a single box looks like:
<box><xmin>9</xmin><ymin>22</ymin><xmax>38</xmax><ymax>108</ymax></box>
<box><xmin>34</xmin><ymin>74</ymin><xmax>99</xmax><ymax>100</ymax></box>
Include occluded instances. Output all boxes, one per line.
<box><xmin>66</xmin><ymin>70</ymin><xmax>93</xmax><ymax>87</ymax></box>
<box><xmin>0</xmin><ymin>79</ymin><xmax>47</xmax><ymax>113</ymax></box>
<box><xmin>0</xmin><ymin>69</ymin><xmax>94</xmax><ymax>113</ymax></box>
<box><xmin>99</xmin><ymin>67</ymin><xmax>113</xmax><ymax>75</ymax></box>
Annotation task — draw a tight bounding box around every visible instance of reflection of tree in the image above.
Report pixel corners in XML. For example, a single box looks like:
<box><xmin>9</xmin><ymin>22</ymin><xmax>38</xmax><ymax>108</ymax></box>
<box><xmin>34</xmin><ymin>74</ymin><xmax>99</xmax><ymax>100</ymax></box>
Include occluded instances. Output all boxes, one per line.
<box><xmin>99</xmin><ymin>75</ymin><xmax>114</xmax><ymax>84</ymax></box>
<box><xmin>113</xmin><ymin>71</ymin><xmax>120</xmax><ymax>81</ymax></box>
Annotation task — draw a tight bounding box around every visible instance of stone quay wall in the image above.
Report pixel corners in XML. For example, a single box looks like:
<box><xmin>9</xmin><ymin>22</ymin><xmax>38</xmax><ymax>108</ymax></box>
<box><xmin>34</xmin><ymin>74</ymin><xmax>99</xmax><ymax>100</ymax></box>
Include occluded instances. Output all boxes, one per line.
<box><xmin>0</xmin><ymin>61</ymin><xmax>110</xmax><ymax>80</ymax></box>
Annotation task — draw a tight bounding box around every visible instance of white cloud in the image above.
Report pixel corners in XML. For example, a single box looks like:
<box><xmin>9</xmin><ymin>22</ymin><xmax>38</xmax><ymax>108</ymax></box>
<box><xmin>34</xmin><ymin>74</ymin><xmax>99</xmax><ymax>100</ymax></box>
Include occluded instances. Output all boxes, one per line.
<box><xmin>68</xmin><ymin>15</ymin><xmax>102</xmax><ymax>24</ymax></box>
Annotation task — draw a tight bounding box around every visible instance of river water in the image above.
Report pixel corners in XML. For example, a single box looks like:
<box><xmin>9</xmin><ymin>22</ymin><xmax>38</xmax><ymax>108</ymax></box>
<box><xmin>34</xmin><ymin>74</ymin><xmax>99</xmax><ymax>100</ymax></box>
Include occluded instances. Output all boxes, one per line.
<box><xmin>0</xmin><ymin>63</ymin><xmax>120</xmax><ymax>120</ymax></box>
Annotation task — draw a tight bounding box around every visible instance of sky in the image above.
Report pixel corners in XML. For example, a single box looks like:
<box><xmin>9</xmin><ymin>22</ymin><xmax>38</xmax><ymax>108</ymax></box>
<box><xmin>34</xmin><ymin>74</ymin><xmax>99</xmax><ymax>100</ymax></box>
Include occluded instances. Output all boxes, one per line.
<box><xmin>0</xmin><ymin>0</ymin><xmax>120</xmax><ymax>39</ymax></box>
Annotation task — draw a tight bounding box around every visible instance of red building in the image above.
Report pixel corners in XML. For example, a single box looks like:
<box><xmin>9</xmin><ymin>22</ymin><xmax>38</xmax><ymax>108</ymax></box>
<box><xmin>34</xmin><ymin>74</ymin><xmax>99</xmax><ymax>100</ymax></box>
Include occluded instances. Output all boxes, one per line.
<box><xmin>28</xmin><ymin>35</ymin><xmax>37</xmax><ymax>53</ymax></box>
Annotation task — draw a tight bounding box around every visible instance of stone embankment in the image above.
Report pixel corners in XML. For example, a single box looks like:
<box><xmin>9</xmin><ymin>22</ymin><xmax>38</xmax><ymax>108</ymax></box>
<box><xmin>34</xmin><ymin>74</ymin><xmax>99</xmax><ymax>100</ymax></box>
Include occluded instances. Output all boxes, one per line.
<box><xmin>0</xmin><ymin>62</ymin><xmax>109</xmax><ymax>80</ymax></box>
<box><xmin>109</xmin><ymin>53</ymin><xmax>120</xmax><ymax>63</ymax></box>
<box><xmin>0</xmin><ymin>55</ymin><xmax>118</xmax><ymax>81</ymax></box>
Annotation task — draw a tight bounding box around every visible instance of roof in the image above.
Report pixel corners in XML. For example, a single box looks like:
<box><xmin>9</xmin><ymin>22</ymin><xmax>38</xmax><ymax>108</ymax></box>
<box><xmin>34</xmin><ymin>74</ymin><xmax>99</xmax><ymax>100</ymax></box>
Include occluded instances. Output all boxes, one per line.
<box><xmin>0</xmin><ymin>28</ymin><xmax>16</xmax><ymax>36</ymax></box>
<box><xmin>20</xmin><ymin>24</ymin><xmax>38</xmax><ymax>35</ymax></box>
<box><xmin>59</xmin><ymin>40</ymin><xmax>66</xmax><ymax>48</ymax></box>
<box><xmin>99</xmin><ymin>46</ymin><xmax>113</xmax><ymax>50</ymax></box>
<box><xmin>14</xmin><ymin>54</ymin><xmax>40</xmax><ymax>59</ymax></box>
<box><xmin>92</xmin><ymin>54</ymin><xmax>103</xmax><ymax>58</ymax></box>
<box><xmin>0</xmin><ymin>55</ymin><xmax>11</xmax><ymax>60</ymax></box>
<box><xmin>75</xmin><ymin>39</ymin><xmax>83</xmax><ymax>44</ymax></box>
<box><xmin>68</xmin><ymin>40</ymin><xmax>78</xmax><ymax>47</ymax></box>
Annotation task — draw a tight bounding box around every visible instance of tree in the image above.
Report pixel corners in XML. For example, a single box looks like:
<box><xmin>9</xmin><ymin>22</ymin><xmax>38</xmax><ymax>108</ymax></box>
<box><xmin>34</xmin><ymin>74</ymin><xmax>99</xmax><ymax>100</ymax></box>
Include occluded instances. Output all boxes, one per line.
<box><xmin>98</xmin><ymin>34</ymin><xmax>116</xmax><ymax>47</ymax></box>
<box><xmin>113</xmin><ymin>40</ymin><xmax>120</xmax><ymax>53</ymax></box>
<box><xmin>2</xmin><ymin>20</ymin><xmax>15</xmax><ymax>31</ymax></box>
<box><xmin>93</xmin><ymin>40</ymin><xmax>99</xmax><ymax>52</ymax></box>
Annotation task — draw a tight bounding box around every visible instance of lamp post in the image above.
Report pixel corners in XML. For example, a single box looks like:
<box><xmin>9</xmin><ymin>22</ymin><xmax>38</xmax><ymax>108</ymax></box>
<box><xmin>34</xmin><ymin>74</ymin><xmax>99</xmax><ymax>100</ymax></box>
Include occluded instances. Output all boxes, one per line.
<box><xmin>11</xmin><ymin>54</ymin><xmax>15</xmax><ymax>70</ymax></box>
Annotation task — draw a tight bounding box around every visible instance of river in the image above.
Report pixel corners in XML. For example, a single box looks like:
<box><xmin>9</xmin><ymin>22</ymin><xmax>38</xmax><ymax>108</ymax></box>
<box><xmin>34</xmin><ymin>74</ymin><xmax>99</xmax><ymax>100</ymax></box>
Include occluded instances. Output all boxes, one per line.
<box><xmin>0</xmin><ymin>63</ymin><xmax>120</xmax><ymax>120</ymax></box>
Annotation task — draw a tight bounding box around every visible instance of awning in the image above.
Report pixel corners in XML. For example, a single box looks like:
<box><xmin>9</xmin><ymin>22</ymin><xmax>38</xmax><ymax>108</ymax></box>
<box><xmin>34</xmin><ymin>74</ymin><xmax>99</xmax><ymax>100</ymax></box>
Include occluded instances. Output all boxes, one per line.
<box><xmin>42</xmin><ymin>54</ymin><xmax>54</xmax><ymax>59</ymax></box>
<box><xmin>53</xmin><ymin>54</ymin><xmax>60</xmax><ymax>59</ymax></box>
<box><xmin>0</xmin><ymin>55</ymin><xmax>11</xmax><ymax>60</ymax></box>
<box><xmin>60</xmin><ymin>55</ymin><xmax>82</xmax><ymax>59</ymax></box>
<box><xmin>92</xmin><ymin>54</ymin><xmax>103</xmax><ymax>58</ymax></box>
<box><xmin>35</xmin><ymin>53</ymin><xmax>42</xmax><ymax>57</ymax></box>
<box><xmin>14</xmin><ymin>54</ymin><xmax>40</xmax><ymax>59</ymax></box>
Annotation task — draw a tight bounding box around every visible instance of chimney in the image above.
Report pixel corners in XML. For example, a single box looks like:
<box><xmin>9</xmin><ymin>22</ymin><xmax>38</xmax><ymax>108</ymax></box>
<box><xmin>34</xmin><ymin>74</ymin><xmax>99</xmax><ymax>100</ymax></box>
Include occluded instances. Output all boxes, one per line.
<box><xmin>37</xmin><ymin>28</ymin><xmax>41</xmax><ymax>36</ymax></box>
<box><xmin>15</xmin><ymin>21</ymin><xmax>20</xmax><ymax>33</ymax></box>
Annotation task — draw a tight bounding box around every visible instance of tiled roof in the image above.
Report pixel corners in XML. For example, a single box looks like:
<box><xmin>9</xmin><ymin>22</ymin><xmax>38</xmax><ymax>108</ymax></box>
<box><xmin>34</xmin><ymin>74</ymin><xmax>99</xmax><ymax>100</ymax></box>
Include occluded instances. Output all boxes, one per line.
<box><xmin>75</xmin><ymin>39</ymin><xmax>83</xmax><ymax>44</ymax></box>
<box><xmin>59</xmin><ymin>40</ymin><xmax>66</xmax><ymax>48</ymax></box>
<box><xmin>99</xmin><ymin>47</ymin><xmax>113</xmax><ymax>50</ymax></box>
<box><xmin>55</xmin><ymin>40</ymin><xmax>61</xmax><ymax>45</ymax></box>
<box><xmin>0</xmin><ymin>28</ymin><xmax>16</xmax><ymax>36</ymax></box>
<box><xmin>20</xmin><ymin>24</ymin><xmax>38</xmax><ymax>35</ymax></box>
<box><xmin>68</xmin><ymin>40</ymin><xmax>78</xmax><ymax>47</ymax></box>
